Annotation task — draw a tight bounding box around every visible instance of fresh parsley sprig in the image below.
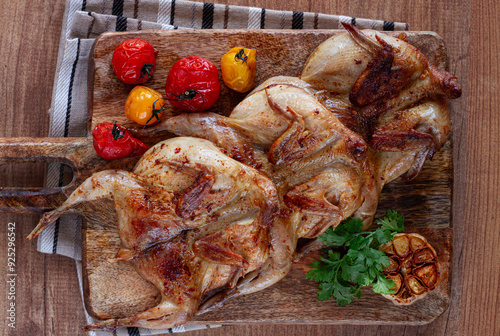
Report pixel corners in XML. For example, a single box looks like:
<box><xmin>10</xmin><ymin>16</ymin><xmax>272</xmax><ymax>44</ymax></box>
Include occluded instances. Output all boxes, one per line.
<box><xmin>306</xmin><ymin>210</ymin><xmax>405</xmax><ymax>306</ymax></box>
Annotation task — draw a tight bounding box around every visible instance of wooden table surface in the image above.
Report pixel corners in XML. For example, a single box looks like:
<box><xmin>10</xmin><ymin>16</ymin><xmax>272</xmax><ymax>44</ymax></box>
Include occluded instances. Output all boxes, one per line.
<box><xmin>0</xmin><ymin>0</ymin><xmax>497</xmax><ymax>335</ymax></box>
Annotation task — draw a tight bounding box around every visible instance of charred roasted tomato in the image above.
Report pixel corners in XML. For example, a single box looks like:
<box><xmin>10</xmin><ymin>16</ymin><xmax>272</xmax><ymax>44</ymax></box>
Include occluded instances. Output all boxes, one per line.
<box><xmin>165</xmin><ymin>56</ymin><xmax>220</xmax><ymax>112</ymax></box>
<box><xmin>221</xmin><ymin>47</ymin><xmax>257</xmax><ymax>93</ymax></box>
<box><xmin>112</xmin><ymin>38</ymin><xmax>158</xmax><ymax>84</ymax></box>
<box><xmin>93</xmin><ymin>122</ymin><xmax>148</xmax><ymax>160</ymax></box>
<box><xmin>125</xmin><ymin>86</ymin><xmax>165</xmax><ymax>126</ymax></box>
<box><xmin>379</xmin><ymin>233</ymin><xmax>440</xmax><ymax>305</ymax></box>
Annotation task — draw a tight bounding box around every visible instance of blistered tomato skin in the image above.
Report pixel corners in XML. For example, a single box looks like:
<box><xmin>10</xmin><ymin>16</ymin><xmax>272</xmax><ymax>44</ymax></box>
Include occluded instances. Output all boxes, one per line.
<box><xmin>165</xmin><ymin>56</ymin><xmax>221</xmax><ymax>112</ymax></box>
<box><xmin>92</xmin><ymin>122</ymin><xmax>148</xmax><ymax>160</ymax></box>
<box><xmin>125</xmin><ymin>86</ymin><xmax>165</xmax><ymax>126</ymax></box>
<box><xmin>221</xmin><ymin>47</ymin><xmax>257</xmax><ymax>93</ymax></box>
<box><xmin>112</xmin><ymin>38</ymin><xmax>158</xmax><ymax>85</ymax></box>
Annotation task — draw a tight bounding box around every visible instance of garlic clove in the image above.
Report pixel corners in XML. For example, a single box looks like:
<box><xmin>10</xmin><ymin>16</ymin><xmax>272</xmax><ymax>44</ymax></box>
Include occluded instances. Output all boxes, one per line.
<box><xmin>414</xmin><ymin>264</ymin><xmax>439</xmax><ymax>289</ymax></box>
<box><xmin>383</xmin><ymin>256</ymin><xmax>401</xmax><ymax>273</ymax></box>
<box><xmin>406</xmin><ymin>275</ymin><xmax>426</xmax><ymax>295</ymax></box>
<box><xmin>410</xmin><ymin>235</ymin><xmax>427</xmax><ymax>251</ymax></box>
<box><xmin>413</xmin><ymin>248</ymin><xmax>435</xmax><ymax>265</ymax></box>
<box><xmin>386</xmin><ymin>273</ymin><xmax>403</xmax><ymax>294</ymax></box>
<box><xmin>379</xmin><ymin>241</ymin><xmax>395</xmax><ymax>255</ymax></box>
<box><xmin>393</xmin><ymin>234</ymin><xmax>410</xmax><ymax>258</ymax></box>
<box><xmin>401</xmin><ymin>253</ymin><xmax>414</xmax><ymax>270</ymax></box>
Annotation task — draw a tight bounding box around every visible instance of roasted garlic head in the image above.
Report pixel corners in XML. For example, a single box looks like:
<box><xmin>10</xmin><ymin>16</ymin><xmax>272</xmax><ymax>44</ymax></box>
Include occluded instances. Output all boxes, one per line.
<box><xmin>379</xmin><ymin>233</ymin><xmax>440</xmax><ymax>305</ymax></box>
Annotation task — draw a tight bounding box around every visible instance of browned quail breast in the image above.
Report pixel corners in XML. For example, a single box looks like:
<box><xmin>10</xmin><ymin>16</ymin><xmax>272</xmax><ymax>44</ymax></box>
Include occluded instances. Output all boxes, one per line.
<box><xmin>28</xmin><ymin>137</ymin><xmax>279</xmax><ymax>330</ymax></box>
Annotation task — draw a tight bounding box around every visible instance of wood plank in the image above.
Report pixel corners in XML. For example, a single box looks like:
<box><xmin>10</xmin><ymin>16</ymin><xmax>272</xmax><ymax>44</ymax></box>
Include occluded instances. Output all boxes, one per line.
<box><xmin>83</xmin><ymin>226</ymin><xmax>451</xmax><ymax>325</ymax></box>
<box><xmin>0</xmin><ymin>0</ymin><xmax>85</xmax><ymax>335</ymax></box>
<box><xmin>81</xmin><ymin>29</ymin><xmax>453</xmax><ymax>325</ymax></box>
<box><xmin>461</xmin><ymin>0</ymin><xmax>500</xmax><ymax>335</ymax></box>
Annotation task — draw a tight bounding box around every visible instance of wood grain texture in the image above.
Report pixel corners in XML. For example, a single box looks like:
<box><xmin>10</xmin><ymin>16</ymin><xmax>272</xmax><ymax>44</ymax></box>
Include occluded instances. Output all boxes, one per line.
<box><xmin>0</xmin><ymin>1</ymin><xmax>86</xmax><ymax>336</ymax></box>
<box><xmin>461</xmin><ymin>1</ymin><xmax>500</xmax><ymax>335</ymax></box>
<box><xmin>1</xmin><ymin>0</ymin><xmax>497</xmax><ymax>335</ymax></box>
<box><xmin>0</xmin><ymin>136</ymin><xmax>147</xmax><ymax>213</ymax></box>
<box><xmin>79</xmin><ymin>29</ymin><xmax>452</xmax><ymax>325</ymax></box>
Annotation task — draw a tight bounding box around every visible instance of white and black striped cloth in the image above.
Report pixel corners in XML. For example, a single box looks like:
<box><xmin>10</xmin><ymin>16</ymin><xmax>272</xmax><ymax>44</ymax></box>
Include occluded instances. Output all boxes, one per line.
<box><xmin>39</xmin><ymin>0</ymin><xmax>408</xmax><ymax>335</ymax></box>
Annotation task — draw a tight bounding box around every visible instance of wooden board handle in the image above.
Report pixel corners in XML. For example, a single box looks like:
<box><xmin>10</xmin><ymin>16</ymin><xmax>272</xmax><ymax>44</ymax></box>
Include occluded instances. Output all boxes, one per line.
<box><xmin>0</xmin><ymin>137</ymin><xmax>89</xmax><ymax>213</ymax></box>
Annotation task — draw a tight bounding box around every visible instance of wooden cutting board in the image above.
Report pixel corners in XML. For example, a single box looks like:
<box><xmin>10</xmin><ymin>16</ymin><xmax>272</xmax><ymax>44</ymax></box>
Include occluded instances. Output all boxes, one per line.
<box><xmin>0</xmin><ymin>29</ymin><xmax>452</xmax><ymax>325</ymax></box>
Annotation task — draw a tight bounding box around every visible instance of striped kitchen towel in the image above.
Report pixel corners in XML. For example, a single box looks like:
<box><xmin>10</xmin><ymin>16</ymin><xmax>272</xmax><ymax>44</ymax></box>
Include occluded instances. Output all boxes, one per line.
<box><xmin>38</xmin><ymin>0</ymin><xmax>408</xmax><ymax>335</ymax></box>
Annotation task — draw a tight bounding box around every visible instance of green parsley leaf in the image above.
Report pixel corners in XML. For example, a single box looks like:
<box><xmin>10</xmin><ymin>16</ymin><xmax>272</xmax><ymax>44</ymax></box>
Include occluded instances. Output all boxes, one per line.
<box><xmin>328</xmin><ymin>278</ymin><xmax>359</xmax><ymax>306</ymax></box>
<box><xmin>318</xmin><ymin>227</ymin><xmax>349</xmax><ymax>246</ymax></box>
<box><xmin>306</xmin><ymin>210</ymin><xmax>405</xmax><ymax>306</ymax></box>
<box><xmin>317</xmin><ymin>280</ymin><xmax>336</xmax><ymax>301</ymax></box>
<box><xmin>318</xmin><ymin>217</ymin><xmax>363</xmax><ymax>247</ymax></box>
<box><xmin>376</xmin><ymin>209</ymin><xmax>404</xmax><ymax>233</ymax></box>
<box><xmin>342</xmin><ymin>217</ymin><xmax>364</xmax><ymax>234</ymax></box>
<box><xmin>306</xmin><ymin>251</ymin><xmax>341</xmax><ymax>283</ymax></box>
<box><xmin>340</xmin><ymin>257</ymin><xmax>367</xmax><ymax>286</ymax></box>
<box><xmin>373</xmin><ymin>227</ymin><xmax>394</xmax><ymax>245</ymax></box>
<box><xmin>372</xmin><ymin>272</ymin><xmax>397</xmax><ymax>295</ymax></box>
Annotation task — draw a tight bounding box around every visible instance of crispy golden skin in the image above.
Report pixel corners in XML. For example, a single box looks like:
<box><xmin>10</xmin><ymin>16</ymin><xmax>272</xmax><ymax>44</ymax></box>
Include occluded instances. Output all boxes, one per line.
<box><xmin>29</xmin><ymin>137</ymin><xmax>279</xmax><ymax>330</ymax></box>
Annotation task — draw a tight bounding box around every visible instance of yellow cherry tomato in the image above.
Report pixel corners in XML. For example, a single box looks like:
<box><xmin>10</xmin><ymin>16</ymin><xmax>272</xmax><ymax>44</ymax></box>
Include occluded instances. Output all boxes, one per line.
<box><xmin>220</xmin><ymin>47</ymin><xmax>257</xmax><ymax>93</ymax></box>
<box><xmin>124</xmin><ymin>85</ymin><xmax>165</xmax><ymax>126</ymax></box>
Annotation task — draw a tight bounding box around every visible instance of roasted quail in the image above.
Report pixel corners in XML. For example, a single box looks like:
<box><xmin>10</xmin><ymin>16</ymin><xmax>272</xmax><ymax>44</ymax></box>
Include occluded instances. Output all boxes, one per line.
<box><xmin>29</xmin><ymin>137</ymin><xmax>279</xmax><ymax>330</ymax></box>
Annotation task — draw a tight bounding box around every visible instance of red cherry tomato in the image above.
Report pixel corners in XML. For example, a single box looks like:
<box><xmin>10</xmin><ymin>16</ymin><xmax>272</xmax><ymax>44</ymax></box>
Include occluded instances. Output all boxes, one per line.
<box><xmin>165</xmin><ymin>56</ymin><xmax>221</xmax><ymax>111</ymax></box>
<box><xmin>112</xmin><ymin>38</ymin><xmax>158</xmax><ymax>85</ymax></box>
<box><xmin>92</xmin><ymin>122</ymin><xmax>148</xmax><ymax>160</ymax></box>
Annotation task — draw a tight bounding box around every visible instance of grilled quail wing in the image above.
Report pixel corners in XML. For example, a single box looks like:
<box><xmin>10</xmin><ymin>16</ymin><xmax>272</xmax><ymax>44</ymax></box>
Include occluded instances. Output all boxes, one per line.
<box><xmin>301</xmin><ymin>24</ymin><xmax>460</xmax><ymax>181</ymax></box>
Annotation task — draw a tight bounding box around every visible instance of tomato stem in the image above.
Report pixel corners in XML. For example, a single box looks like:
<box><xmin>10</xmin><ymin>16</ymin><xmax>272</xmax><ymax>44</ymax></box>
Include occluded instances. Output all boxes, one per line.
<box><xmin>111</xmin><ymin>122</ymin><xmax>126</xmax><ymax>140</ymax></box>
<box><xmin>166</xmin><ymin>89</ymin><xmax>205</xmax><ymax>104</ymax></box>
<box><xmin>234</xmin><ymin>48</ymin><xmax>248</xmax><ymax>63</ymax></box>
<box><xmin>139</xmin><ymin>64</ymin><xmax>154</xmax><ymax>79</ymax></box>
<box><xmin>144</xmin><ymin>99</ymin><xmax>165</xmax><ymax>127</ymax></box>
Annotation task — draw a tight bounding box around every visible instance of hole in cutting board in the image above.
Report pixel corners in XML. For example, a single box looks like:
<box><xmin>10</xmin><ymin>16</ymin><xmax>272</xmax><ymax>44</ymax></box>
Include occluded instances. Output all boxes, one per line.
<box><xmin>0</xmin><ymin>162</ymin><xmax>74</xmax><ymax>188</ymax></box>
